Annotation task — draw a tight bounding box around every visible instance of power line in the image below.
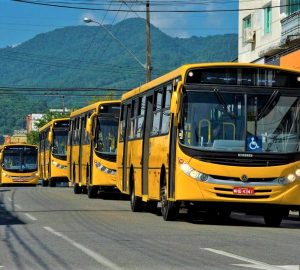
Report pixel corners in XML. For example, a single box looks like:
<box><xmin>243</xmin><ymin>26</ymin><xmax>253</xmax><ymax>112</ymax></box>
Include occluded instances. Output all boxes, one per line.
<box><xmin>0</xmin><ymin>86</ymin><xmax>128</xmax><ymax>91</ymax></box>
<box><xmin>12</xmin><ymin>0</ymin><xmax>299</xmax><ymax>13</ymax></box>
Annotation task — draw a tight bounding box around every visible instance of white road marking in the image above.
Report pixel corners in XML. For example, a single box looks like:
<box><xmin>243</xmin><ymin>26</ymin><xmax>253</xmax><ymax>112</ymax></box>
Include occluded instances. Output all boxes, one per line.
<box><xmin>202</xmin><ymin>248</ymin><xmax>299</xmax><ymax>270</ymax></box>
<box><xmin>24</xmin><ymin>213</ymin><xmax>37</xmax><ymax>221</ymax></box>
<box><xmin>7</xmin><ymin>198</ymin><xmax>12</xmax><ymax>202</ymax></box>
<box><xmin>233</xmin><ymin>264</ymin><xmax>299</xmax><ymax>270</ymax></box>
<box><xmin>44</xmin><ymin>226</ymin><xmax>122</xmax><ymax>270</ymax></box>
<box><xmin>14</xmin><ymin>204</ymin><xmax>22</xmax><ymax>210</ymax></box>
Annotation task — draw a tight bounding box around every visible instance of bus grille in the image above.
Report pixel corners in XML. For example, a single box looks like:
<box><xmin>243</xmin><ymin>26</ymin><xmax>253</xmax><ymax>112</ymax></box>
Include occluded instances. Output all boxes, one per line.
<box><xmin>216</xmin><ymin>194</ymin><xmax>270</xmax><ymax>199</ymax></box>
<box><xmin>210</xmin><ymin>175</ymin><xmax>277</xmax><ymax>182</ymax></box>
<box><xmin>215</xmin><ymin>187</ymin><xmax>271</xmax><ymax>199</ymax></box>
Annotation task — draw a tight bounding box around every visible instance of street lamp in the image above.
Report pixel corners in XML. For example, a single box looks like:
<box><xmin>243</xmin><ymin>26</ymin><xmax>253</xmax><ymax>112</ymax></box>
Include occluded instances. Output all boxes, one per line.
<box><xmin>83</xmin><ymin>17</ymin><xmax>147</xmax><ymax>71</ymax></box>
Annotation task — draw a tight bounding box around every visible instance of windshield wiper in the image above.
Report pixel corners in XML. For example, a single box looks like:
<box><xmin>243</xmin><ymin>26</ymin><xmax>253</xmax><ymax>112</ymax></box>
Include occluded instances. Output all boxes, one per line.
<box><xmin>256</xmin><ymin>90</ymin><xmax>279</xmax><ymax>120</ymax></box>
<box><xmin>213</xmin><ymin>88</ymin><xmax>236</xmax><ymax>119</ymax></box>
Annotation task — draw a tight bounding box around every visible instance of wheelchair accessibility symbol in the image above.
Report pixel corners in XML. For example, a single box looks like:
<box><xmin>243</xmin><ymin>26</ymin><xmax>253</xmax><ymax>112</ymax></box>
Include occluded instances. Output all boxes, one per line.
<box><xmin>247</xmin><ymin>136</ymin><xmax>262</xmax><ymax>152</ymax></box>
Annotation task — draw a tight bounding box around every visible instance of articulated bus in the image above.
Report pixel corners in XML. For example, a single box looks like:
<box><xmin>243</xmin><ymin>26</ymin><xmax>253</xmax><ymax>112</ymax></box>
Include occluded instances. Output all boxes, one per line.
<box><xmin>116</xmin><ymin>63</ymin><xmax>300</xmax><ymax>226</ymax></box>
<box><xmin>68</xmin><ymin>100</ymin><xmax>120</xmax><ymax>198</ymax></box>
<box><xmin>0</xmin><ymin>144</ymin><xmax>38</xmax><ymax>186</ymax></box>
<box><xmin>39</xmin><ymin>118</ymin><xmax>70</xmax><ymax>187</ymax></box>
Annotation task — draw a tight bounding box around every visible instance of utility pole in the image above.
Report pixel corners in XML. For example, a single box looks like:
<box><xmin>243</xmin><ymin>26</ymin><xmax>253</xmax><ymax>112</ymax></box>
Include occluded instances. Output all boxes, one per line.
<box><xmin>146</xmin><ymin>0</ymin><xmax>152</xmax><ymax>82</ymax></box>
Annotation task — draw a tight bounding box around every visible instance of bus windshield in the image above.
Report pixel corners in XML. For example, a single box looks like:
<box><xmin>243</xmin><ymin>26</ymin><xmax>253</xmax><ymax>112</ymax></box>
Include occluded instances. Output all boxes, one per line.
<box><xmin>180</xmin><ymin>90</ymin><xmax>300</xmax><ymax>153</ymax></box>
<box><xmin>53</xmin><ymin>128</ymin><xmax>68</xmax><ymax>157</ymax></box>
<box><xmin>2</xmin><ymin>146</ymin><xmax>37</xmax><ymax>172</ymax></box>
<box><xmin>95</xmin><ymin>117</ymin><xmax>119</xmax><ymax>154</ymax></box>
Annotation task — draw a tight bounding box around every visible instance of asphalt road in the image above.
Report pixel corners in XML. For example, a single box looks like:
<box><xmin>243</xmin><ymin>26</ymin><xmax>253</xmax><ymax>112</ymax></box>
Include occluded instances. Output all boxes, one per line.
<box><xmin>0</xmin><ymin>186</ymin><xmax>299</xmax><ymax>270</ymax></box>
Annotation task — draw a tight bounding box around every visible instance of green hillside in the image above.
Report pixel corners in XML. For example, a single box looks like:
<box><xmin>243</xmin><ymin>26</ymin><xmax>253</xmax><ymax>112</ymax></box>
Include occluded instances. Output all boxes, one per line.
<box><xmin>0</xmin><ymin>18</ymin><xmax>237</xmax><ymax>135</ymax></box>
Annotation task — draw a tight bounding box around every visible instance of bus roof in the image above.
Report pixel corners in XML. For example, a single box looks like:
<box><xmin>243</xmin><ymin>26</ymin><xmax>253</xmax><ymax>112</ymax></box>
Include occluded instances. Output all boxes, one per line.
<box><xmin>39</xmin><ymin>118</ymin><xmax>70</xmax><ymax>132</ymax></box>
<box><xmin>70</xmin><ymin>100</ymin><xmax>120</xmax><ymax>118</ymax></box>
<box><xmin>121</xmin><ymin>62</ymin><xmax>300</xmax><ymax>100</ymax></box>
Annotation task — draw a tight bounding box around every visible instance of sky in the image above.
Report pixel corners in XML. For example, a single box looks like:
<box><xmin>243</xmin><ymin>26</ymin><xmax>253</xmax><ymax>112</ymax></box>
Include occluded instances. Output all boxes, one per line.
<box><xmin>0</xmin><ymin>0</ymin><xmax>238</xmax><ymax>49</ymax></box>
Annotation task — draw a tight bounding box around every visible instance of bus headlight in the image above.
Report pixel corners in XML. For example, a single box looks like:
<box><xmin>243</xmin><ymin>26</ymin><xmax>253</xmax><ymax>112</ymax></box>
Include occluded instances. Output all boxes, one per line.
<box><xmin>295</xmin><ymin>169</ymin><xmax>300</xmax><ymax>177</ymax></box>
<box><xmin>178</xmin><ymin>158</ymin><xmax>209</xmax><ymax>182</ymax></box>
<box><xmin>2</xmin><ymin>172</ymin><xmax>7</xmax><ymax>177</ymax></box>
<box><xmin>287</xmin><ymin>173</ymin><xmax>296</xmax><ymax>183</ymax></box>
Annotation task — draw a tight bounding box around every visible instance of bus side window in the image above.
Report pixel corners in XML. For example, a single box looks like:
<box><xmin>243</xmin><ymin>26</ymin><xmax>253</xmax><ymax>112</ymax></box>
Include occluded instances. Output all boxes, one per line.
<box><xmin>119</xmin><ymin>105</ymin><xmax>125</xmax><ymax>142</ymax></box>
<box><xmin>136</xmin><ymin>96</ymin><xmax>146</xmax><ymax>138</ymax></box>
<box><xmin>151</xmin><ymin>90</ymin><xmax>162</xmax><ymax>136</ymax></box>
<box><xmin>45</xmin><ymin>129</ymin><xmax>49</xmax><ymax>150</ymax></box>
<box><xmin>161</xmin><ymin>84</ymin><xmax>172</xmax><ymax>134</ymax></box>
<box><xmin>129</xmin><ymin>99</ymin><xmax>137</xmax><ymax>139</ymax></box>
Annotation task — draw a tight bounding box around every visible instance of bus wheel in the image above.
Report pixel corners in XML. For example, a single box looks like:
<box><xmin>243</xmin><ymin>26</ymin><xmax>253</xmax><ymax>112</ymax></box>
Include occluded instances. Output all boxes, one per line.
<box><xmin>82</xmin><ymin>186</ymin><xmax>87</xmax><ymax>194</ymax></box>
<box><xmin>87</xmin><ymin>185</ymin><xmax>98</xmax><ymax>199</ymax></box>
<box><xmin>263</xmin><ymin>209</ymin><xmax>285</xmax><ymax>227</ymax></box>
<box><xmin>73</xmin><ymin>183</ymin><xmax>82</xmax><ymax>194</ymax></box>
<box><xmin>160</xmin><ymin>185</ymin><xmax>178</xmax><ymax>221</ymax></box>
<box><xmin>130</xmin><ymin>181</ymin><xmax>143</xmax><ymax>212</ymax></box>
<box><xmin>49</xmin><ymin>179</ymin><xmax>56</xmax><ymax>187</ymax></box>
<box><xmin>42</xmin><ymin>179</ymin><xmax>49</xmax><ymax>187</ymax></box>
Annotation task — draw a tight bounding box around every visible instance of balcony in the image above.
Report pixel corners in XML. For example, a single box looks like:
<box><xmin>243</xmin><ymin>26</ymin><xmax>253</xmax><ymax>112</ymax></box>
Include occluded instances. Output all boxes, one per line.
<box><xmin>281</xmin><ymin>10</ymin><xmax>300</xmax><ymax>45</ymax></box>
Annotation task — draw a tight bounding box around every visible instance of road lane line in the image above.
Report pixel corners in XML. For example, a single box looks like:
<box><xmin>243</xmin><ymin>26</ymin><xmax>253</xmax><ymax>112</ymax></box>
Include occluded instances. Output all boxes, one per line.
<box><xmin>24</xmin><ymin>213</ymin><xmax>37</xmax><ymax>221</ymax></box>
<box><xmin>14</xmin><ymin>204</ymin><xmax>22</xmax><ymax>210</ymax></box>
<box><xmin>43</xmin><ymin>226</ymin><xmax>122</xmax><ymax>270</ymax></box>
<box><xmin>7</xmin><ymin>197</ymin><xmax>12</xmax><ymax>202</ymax></box>
<box><xmin>202</xmin><ymin>248</ymin><xmax>287</xmax><ymax>270</ymax></box>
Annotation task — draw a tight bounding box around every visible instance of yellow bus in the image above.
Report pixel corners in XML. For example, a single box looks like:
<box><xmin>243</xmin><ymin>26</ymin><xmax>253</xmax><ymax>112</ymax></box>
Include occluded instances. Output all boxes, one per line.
<box><xmin>68</xmin><ymin>100</ymin><xmax>120</xmax><ymax>198</ymax></box>
<box><xmin>39</xmin><ymin>118</ymin><xmax>70</xmax><ymax>187</ymax></box>
<box><xmin>116</xmin><ymin>62</ymin><xmax>300</xmax><ymax>226</ymax></box>
<box><xmin>0</xmin><ymin>144</ymin><xmax>39</xmax><ymax>186</ymax></box>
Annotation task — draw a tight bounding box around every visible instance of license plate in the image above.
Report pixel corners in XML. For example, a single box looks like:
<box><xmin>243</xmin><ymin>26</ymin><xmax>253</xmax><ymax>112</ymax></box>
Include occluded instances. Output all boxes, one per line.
<box><xmin>233</xmin><ymin>187</ymin><xmax>255</xmax><ymax>195</ymax></box>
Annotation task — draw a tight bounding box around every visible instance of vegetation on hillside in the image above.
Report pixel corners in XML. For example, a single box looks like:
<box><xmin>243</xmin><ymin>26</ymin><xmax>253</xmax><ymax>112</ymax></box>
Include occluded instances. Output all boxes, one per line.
<box><xmin>0</xmin><ymin>18</ymin><xmax>237</xmax><ymax>135</ymax></box>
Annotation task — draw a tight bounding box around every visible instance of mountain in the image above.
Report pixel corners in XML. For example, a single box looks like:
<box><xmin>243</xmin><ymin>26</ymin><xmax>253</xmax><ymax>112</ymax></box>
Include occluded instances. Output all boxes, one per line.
<box><xmin>0</xmin><ymin>18</ymin><xmax>237</xmax><ymax>135</ymax></box>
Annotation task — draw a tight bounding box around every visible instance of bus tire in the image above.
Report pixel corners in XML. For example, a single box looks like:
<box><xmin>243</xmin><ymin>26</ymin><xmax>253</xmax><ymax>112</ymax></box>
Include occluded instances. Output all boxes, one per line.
<box><xmin>130</xmin><ymin>179</ymin><xmax>143</xmax><ymax>212</ymax></box>
<box><xmin>42</xmin><ymin>179</ymin><xmax>49</xmax><ymax>187</ymax></box>
<box><xmin>49</xmin><ymin>178</ymin><xmax>56</xmax><ymax>187</ymax></box>
<box><xmin>263</xmin><ymin>209</ymin><xmax>284</xmax><ymax>227</ymax></box>
<box><xmin>82</xmin><ymin>186</ymin><xmax>87</xmax><ymax>194</ymax></box>
<box><xmin>87</xmin><ymin>185</ymin><xmax>98</xmax><ymax>199</ymax></box>
<box><xmin>160</xmin><ymin>185</ymin><xmax>178</xmax><ymax>221</ymax></box>
<box><xmin>74</xmin><ymin>183</ymin><xmax>82</xmax><ymax>194</ymax></box>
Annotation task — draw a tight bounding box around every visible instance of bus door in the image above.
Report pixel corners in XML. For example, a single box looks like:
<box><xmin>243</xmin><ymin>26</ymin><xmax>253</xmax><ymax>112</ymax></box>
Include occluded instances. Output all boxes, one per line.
<box><xmin>142</xmin><ymin>95</ymin><xmax>153</xmax><ymax>196</ymax></box>
<box><xmin>122</xmin><ymin>104</ymin><xmax>131</xmax><ymax>192</ymax></box>
<box><xmin>78</xmin><ymin>116</ymin><xmax>85</xmax><ymax>185</ymax></box>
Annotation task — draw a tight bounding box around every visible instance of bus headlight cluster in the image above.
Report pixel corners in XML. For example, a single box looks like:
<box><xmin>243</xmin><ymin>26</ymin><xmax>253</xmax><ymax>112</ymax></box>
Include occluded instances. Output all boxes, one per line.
<box><xmin>52</xmin><ymin>161</ymin><xmax>67</xmax><ymax>169</ymax></box>
<box><xmin>95</xmin><ymin>161</ymin><xmax>116</xmax><ymax>175</ymax></box>
<box><xmin>178</xmin><ymin>158</ymin><xmax>209</xmax><ymax>182</ymax></box>
<box><xmin>279</xmin><ymin>169</ymin><xmax>300</xmax><ymax>185</ymax></box>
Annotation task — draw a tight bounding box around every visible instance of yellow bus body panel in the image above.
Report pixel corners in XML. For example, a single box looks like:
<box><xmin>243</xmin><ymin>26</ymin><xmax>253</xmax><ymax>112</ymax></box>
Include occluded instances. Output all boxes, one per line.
<box><xmin>1</xmin><ymin>170</ymin><xmax>39</xmax><ymax>185</ymax></box>
<box><xmin>91</xmin><ymin>153</ymin><xmax>117</xmax><ymax>187</ymax></box>
<box><xmin>175</xmin><ymin>147</ymin><xmax>300</xmax><ymax>205</ymax></box>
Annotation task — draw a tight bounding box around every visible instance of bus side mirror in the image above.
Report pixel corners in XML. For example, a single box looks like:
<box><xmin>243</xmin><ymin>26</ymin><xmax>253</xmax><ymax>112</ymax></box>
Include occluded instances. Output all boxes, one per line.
<box><xmin>170</xmin><ymin>82</ymin><xmax>183</xmax><ymax>126</ymax></box>
<box><xmin>48</xmin><ymin>131</ymin><xmax>53</xmax><ymax>143</ymax></box>
<box><xmin>86</xmin><ymin>112</ymin><xmax>97</xmax><ymax>139</ymax></box>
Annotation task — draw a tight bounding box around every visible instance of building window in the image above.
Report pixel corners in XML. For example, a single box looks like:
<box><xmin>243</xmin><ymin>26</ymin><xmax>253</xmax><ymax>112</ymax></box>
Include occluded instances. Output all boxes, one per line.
<box><xmin>243</xmin><ymin>15</ymin><xmax>253</xmax><ymax>43</ymax></box>
<box><xmin>264</xmin><ymin>5</ymin><xmax>272</xmax><ymax>34</ymax></box>
<box><xmin>243</xmin><ymin>15</ymin><xmax>252</xmax><ymax>29</ymax></box>
<box><xmin>288</xmin><ymin>0</ymin><xmax>300</xmax><ymax>15</ymax></box>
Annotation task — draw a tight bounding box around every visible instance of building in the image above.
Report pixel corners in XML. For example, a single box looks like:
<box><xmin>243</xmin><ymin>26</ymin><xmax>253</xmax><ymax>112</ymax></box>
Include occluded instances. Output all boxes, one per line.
<box><xmin>26</xmin><ymin>114</ymin><xmax>44</xmax><ymax>133</ymax></box>
<box><xmin>4</xmin><ymin>130</ymin><xmax>27</xmax><ymax>144</ymax></box>
<box><xmin>238</xmin><ymin>0</ymin><xmax>300</xmax><ymax>69</ymax></box>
